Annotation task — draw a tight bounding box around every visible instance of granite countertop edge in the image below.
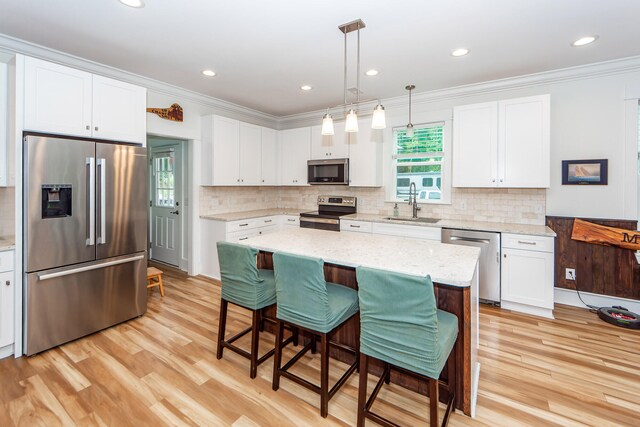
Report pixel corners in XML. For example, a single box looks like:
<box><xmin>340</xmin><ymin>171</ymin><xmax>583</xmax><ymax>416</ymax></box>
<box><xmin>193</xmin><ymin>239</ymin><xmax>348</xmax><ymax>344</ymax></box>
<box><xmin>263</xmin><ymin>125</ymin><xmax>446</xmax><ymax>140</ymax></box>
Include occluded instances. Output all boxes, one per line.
<box><xmin>342</xmin><ymin>213</ymin><xmax>556</xmax><ymax>237</ymax></box>
<box><xmin>200</xmin><ymin>208</ymin><xmax>305</xmax><ymax>221</ymax></box>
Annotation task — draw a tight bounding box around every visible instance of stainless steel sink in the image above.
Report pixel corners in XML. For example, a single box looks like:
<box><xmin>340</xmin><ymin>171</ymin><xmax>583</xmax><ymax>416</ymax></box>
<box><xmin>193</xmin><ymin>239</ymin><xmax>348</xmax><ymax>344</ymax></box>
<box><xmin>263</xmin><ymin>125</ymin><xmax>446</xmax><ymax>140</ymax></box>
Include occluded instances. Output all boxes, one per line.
<box><xmin>384</xmin><ymin>216</ymin><xmax>441</xmax><ymax>224</ymax></box>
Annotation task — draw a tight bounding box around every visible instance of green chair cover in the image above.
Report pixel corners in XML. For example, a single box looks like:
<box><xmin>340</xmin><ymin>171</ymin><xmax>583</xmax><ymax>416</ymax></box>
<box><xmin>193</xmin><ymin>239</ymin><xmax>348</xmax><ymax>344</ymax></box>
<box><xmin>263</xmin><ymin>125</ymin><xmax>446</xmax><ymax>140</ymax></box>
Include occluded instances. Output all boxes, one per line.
<box><xmin>273</xmin><ymin>252</ymin><xmax>359</xmax><ymax>334</ymax></box>
<box><xmin>217</xmin><ymin>241</ymin><xmax>277</xmax><ymax>310</ymax></box>
<box><xmin>356</xmin><ymin>266</ymin><xmax>458</xmax><ymax>380</ymax></box>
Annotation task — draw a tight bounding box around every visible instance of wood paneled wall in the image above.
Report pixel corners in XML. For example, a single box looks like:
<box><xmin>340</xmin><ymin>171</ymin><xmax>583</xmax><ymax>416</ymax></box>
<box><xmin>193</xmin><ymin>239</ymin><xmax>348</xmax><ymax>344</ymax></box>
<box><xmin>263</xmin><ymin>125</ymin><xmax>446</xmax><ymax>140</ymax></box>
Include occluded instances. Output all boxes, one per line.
<box><xmin>546</xmin><ymin>216</ymin><xmax>640</xmax><ymax>300</ymax></box>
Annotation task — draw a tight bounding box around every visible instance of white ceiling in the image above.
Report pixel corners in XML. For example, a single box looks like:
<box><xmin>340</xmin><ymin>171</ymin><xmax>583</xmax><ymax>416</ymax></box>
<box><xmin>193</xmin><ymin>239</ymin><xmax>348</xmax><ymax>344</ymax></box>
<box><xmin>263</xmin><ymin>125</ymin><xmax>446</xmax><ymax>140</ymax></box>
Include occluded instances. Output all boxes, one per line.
<box><xmin>1</xmin><ymin>0</ymin><xmax>639</xmax><ymax>116</ymax></box>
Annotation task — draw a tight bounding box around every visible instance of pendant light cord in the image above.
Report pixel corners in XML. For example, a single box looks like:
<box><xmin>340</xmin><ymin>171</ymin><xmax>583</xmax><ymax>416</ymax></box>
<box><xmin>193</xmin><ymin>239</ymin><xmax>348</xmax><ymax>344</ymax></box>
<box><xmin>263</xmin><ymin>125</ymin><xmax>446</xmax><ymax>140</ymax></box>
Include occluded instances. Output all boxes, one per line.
<box><xmin>357</xmin><ymin>23</ymin><xmax>361</xmax><ymax>107</ymax></box>
<box><xmin>343</xmin><ymin>30</ymin><xmax>347</xmax><ymax>107</ymax></box>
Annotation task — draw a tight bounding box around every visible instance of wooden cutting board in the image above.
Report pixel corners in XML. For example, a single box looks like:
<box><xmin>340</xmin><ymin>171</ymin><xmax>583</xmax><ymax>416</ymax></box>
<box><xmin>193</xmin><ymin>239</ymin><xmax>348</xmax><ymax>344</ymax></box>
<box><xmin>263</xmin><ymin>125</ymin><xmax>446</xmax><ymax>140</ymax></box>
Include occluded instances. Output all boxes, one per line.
<box><xmin>571</xmin><ymin>218</ymin><xmax>640</xmax><ymax>250</ymax></box>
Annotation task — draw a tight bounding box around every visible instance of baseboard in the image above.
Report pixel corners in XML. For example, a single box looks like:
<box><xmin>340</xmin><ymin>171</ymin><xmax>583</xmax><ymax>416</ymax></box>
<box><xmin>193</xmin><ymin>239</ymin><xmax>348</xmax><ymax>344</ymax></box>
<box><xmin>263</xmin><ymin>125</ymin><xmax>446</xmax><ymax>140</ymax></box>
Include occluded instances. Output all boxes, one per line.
<box><xmin>554</xmin><ymin>287</ymin><xmax>640</xmax><ymax>313</ymax></box>
<box><xmin>500</xmin><ymin>300</ymin><xmax>554</xmax><ymax>319</ymax></box>
<box><xmin>0</xmin><ymin>343</ymin><xmax>14</xmax><ymax>359</ymax></box>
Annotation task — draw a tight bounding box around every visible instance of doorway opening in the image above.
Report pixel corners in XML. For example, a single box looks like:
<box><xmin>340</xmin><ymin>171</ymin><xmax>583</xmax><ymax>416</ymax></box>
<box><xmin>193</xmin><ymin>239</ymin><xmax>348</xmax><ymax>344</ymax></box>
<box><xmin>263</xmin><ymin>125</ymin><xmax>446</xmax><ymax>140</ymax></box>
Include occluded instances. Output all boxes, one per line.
<box><xmin>148</xmin><ymin>137</ymin><xmax>187</xmax><ymax>268</ymax></box>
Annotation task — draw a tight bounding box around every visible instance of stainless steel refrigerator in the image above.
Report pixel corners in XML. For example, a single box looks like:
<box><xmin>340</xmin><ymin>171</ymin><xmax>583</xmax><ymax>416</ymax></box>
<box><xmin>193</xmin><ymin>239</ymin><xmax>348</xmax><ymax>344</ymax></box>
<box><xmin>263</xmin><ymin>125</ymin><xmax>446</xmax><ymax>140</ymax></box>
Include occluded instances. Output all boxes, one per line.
<box><xmin>23</xmin><ymin>134</ymin><xmax>148</xmax><ymax>356</ymax></box>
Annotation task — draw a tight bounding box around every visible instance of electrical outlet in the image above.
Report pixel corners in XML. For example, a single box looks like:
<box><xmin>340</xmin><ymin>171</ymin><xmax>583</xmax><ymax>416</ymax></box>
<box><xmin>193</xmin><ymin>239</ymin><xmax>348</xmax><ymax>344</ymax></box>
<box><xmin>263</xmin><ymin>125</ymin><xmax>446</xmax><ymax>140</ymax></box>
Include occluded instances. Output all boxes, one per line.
<box><xmin>565</xmin><ymin>268</ymin><xmax>576</xmax><ymax>280</ymax></box>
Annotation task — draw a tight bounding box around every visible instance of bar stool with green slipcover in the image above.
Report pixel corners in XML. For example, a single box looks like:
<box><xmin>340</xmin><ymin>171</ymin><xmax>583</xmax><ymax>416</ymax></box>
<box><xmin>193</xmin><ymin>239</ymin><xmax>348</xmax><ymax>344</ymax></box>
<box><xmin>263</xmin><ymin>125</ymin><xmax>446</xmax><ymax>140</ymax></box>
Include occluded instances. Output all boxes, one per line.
<box><xmin>356</xmin><ymin>266</ymin><xmax>458</xmax><ymax>427</ymax></box>
<box><xmin>216</xmin><ymin>241</ymin><xmax>295</xmax><ymax>379</ymax></box>
<box><xmin>272</xmin><ymin>252</ymin><xmax>360</xmax><ymax>418</ymax></box>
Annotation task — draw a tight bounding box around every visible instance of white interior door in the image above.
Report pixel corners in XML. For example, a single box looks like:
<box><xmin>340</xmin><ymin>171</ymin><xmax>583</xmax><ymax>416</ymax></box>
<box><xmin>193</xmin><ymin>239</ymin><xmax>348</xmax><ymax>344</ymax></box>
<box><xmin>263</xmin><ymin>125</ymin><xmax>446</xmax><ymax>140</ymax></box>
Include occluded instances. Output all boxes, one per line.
<box><xmin>150</xmin><ymin>144</ymin><xmax>182</xmax><ymax>266</ymax></box>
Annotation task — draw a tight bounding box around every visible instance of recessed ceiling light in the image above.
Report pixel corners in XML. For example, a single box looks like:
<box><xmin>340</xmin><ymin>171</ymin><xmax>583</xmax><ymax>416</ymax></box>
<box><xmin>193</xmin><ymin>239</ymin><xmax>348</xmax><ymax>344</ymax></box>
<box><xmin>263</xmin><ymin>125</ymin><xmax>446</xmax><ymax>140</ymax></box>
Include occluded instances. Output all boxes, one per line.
<box><xmin>451</xmin><ymin>48</ymin><xmax>470</xmax><ymax>57</ymax></box>
<box><xmin>572</xmin><ymin>35</ymin><xmax>598</xmax><ymax>47</ymax></box>
<box><xmin>119</xmin><ymin>0</ymin><xmax>145</xmax><ymax>8</ymax></box>
<box><xmin>202</xmin><ymin>70</ymin><xmax>216</xmax><ymax>77</ymax></box>
<box><xmin>365</xmin><ymin>69</ymin><xmax>379</xmax><ymax>76</ymax></box>
<box><xmin>301</xmin><ymin>85</ymin><xmax>312</xmax><ymax>91</ymax></box>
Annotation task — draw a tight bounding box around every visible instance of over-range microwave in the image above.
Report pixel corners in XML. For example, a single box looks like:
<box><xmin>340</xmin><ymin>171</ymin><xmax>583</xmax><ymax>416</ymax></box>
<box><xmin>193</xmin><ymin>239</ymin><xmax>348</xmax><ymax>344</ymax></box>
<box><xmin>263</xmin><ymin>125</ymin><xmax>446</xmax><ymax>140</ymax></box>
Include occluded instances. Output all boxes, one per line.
<box><xmin>307</xmin><ymin>158</ymin><xmax>349</xmax><ymax>185</ymax></box>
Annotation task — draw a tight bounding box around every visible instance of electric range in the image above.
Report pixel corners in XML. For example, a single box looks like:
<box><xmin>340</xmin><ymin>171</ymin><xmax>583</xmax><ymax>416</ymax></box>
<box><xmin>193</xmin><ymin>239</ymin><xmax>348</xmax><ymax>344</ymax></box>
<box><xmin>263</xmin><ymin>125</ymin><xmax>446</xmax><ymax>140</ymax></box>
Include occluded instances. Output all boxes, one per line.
<box><xmin>299</xmin><ymin>196</ymin><xmax>357</xmax><ymax>232</ymax></box>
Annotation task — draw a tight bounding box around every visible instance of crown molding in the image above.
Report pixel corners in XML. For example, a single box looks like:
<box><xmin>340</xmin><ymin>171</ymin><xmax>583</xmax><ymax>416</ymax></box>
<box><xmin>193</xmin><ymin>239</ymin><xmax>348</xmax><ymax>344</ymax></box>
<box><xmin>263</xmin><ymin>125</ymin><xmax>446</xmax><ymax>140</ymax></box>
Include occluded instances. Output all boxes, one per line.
<box><xmin>278</xmin><ymin>55</ymin><xmax>640</xmax><ymax>129</ymax></box>
<box><xmin>0</xmin><ymin>33</ymin><xmax>279</xmax><ymax>128</ymax></box>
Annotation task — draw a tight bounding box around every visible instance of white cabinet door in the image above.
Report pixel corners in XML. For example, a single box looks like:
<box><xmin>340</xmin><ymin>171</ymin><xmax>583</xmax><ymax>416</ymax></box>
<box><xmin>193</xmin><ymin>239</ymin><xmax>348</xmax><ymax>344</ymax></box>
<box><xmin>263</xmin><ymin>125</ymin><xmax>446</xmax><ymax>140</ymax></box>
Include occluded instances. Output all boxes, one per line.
<box><xmin>239</xmin><ymin>122</ymin><xmax>262</xmax><ymax>185</ymax></box>
<box><xmin>0</xmin><ymin>271</ymin><xmax>14</xmax><ymax>348</ymax></box>
<box><xmin>311</xmin><ymin>125</ymin><xmax>349</xmax><ymax>159</ymax></box>
<box><xmin>279</xmin><ymin>127</ymin><xmax>310</xmax><ymax>185</ymax></box>
<box><xmin>92</xmin><ymin>75</ymin><xmax>147</xmax><ymax>144</ymax></box>
<box><xmin>501</xmin><ymin>248</ymin><xmax>554</xmax><ymax>309</ymax></box>
<box><xmin>348</xmin><ymin>118</ymin><xmax>383</xmax><ymax>187</ymax></box>
<box><xmin>499</xmin><ymin>95</ymin><xmax>550</xmax><ymax>187</ymax></box>
<box><xmin>452</xmin><ymin>101</ymin><xmax>498</xmax><ymax>187</ymax></box>
<box><xmin>261</xmin><ymin>128</ymin><xmax>278</xmax><ymax>185</ymax></box>
<box><xmin>24</xmin><ymin>56</ymin><xmax>93</xmax><ymax>137</ymax></box>
<box><xmin>212</xmin><ymin>116</ymin><xmax>240</xmax><ymax>185</ymax></box>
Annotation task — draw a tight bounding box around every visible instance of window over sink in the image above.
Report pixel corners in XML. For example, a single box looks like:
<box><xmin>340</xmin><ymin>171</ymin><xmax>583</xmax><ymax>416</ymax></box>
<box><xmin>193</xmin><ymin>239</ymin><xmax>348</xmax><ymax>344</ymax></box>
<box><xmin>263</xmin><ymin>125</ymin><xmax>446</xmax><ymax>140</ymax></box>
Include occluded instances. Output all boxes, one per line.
<box><xmin>392</xmin><ymin>121</ymin><xmax>451</xmax><ymax>204</ymax></box>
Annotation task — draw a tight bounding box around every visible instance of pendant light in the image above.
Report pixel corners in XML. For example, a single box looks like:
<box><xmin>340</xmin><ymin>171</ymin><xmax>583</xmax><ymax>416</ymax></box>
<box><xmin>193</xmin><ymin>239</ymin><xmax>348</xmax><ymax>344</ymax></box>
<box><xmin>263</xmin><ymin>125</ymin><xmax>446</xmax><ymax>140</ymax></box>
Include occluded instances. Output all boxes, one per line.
<box><xmin>321</xmin><ymin>19</ymin><xmax>386</xmax><ymax>133</ymax></box>
<box><xmin>405</xmin><ymin>84</ymin><xmax>415</xmax><ymax>137</ymax></box>
<box><xmin>372</xmin><ymin>102</ymin><xmax>386</xmax><ymax>129</ymax></box>
<box><xmin>321</xmin><ymin>110</ymin><xmax>334</xmax><ymax>135</ymax></box>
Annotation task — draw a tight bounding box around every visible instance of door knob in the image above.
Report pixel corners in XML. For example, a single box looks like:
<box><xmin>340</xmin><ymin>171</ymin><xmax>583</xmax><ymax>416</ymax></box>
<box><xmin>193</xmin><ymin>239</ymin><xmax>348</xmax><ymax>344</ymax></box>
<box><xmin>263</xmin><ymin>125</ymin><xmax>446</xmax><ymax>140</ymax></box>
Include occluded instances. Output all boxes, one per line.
<box><xmin>170</xmin><ymin>210</ymin><xmax>179</xmax><ymax>215</ymax></box>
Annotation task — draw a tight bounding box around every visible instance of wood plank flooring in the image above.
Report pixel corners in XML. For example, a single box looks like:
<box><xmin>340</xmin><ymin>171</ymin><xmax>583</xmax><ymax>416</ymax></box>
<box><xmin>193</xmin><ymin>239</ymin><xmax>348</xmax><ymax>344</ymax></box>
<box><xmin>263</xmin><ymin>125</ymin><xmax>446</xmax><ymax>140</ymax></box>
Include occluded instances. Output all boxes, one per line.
<box><xmin>1</xmin><ymin>266</ymin><xmax>639</xmax><ymax>426</ymax></box>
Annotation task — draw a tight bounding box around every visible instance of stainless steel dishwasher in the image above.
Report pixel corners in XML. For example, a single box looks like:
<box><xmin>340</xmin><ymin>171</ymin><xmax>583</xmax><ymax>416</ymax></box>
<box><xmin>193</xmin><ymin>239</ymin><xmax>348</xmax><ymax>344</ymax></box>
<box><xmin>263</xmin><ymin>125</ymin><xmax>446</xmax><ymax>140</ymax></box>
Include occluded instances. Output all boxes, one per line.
<box><xmin>442</xmin><ymin>228</ymin><xmax>501</xmax><ymax>305</ymax></box>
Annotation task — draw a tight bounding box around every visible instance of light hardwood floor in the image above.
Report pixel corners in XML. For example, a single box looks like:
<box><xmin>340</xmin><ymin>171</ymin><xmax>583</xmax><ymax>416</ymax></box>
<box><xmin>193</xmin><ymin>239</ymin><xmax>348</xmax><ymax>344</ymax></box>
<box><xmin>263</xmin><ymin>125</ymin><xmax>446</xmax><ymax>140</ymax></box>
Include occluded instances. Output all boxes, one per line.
<box><xmin>1</xmin><ymin>266</ymin><xmax>639</xmax><ymax>426</ymax></box>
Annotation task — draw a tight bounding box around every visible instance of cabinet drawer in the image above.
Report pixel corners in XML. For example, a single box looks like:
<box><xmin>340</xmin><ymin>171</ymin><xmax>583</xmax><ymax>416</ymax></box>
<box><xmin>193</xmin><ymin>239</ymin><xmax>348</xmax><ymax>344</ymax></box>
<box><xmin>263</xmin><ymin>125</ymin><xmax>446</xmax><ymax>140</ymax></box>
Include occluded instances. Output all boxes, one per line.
<box><xmin>226</xmin><ymin>218</ymin><xmax>259</xmax><ymax>233</ymax></box>
<box><xmin>0</xmin><ymin>251</ymin><xmax>14</xmax><ymax>273</ymax></box>
<box><xmin>341</xmin><ymin>220</ymin><xmax>372</xmax><ymax>233</ymax></box>
<box><xmin>501</xmin><ymin>233</ymin><xmax>554</xmax><ymax>252</ymax></box>
<box><xmin>281</xmin><ymin>215</ymin><xmax>300</xmax><ymax>227</ymax></box>
<box><xmin>372</xmin><ymin>223</ymin><xmax>441</xmax><ymax>241</ymax></box>
<box><xmin>226</xmin><ymin>229</ymin><xmax>258</xmax><ymax>243</ymax></box>
<box><xmin>257</xmin><ymin>216</ymin><xmax>278</xmax><ymax>227</ymax></box>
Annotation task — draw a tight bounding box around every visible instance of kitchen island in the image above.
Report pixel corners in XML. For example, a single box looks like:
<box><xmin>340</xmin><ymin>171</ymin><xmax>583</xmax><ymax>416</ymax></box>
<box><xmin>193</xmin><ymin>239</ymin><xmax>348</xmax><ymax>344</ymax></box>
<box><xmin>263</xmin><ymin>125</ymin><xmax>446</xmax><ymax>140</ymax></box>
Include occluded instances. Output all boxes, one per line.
<box><xmin>239</xmin><ymin>228</ymin><xmax>481</xmax><ymax>417</ymax></box>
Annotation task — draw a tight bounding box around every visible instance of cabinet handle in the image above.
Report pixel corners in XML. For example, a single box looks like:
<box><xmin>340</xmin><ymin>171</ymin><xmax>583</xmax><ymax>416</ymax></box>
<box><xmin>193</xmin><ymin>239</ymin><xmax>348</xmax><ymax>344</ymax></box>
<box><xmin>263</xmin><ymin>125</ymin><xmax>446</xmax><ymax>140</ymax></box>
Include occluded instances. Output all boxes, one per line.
<box><xmin>5</xmin><ymin>280</ymin><xmax>9</xmax><ymax>286</ymax></box>
<box><xmin>239</xmin><ymin>223</ymin><xmax>249</xmax><ymax>227</ymax></box>
<box><xmin>86</xmin><ymin>125</ymin><xmax>90</xmax><ymax>130</ymax></box>
<box><xmin>492</xmin><ymin>179</ymin><xmax>496</xmax><ymax>183</ymax></box>
<box><xmin>264</xmin><ymin>220</ymin><xmax>272</xmax><ymax>223</ymax></box>
<box><xmin>95</xmin><ymin>126</ymin><xmax>99</xmax><ymax>131</ymax></box>
<box><xmin>287</xmin><ymin>219</ymin><xmax>295</xmax><ymax>222</ymax></box>
<box><xmin>499</xmin><ymin>178</ymin><xmax>503</xmax><ymax>182</ymax></box>
<box><xmin>350</xmin><ymin>225</ymin><xmax>361</xmax><ymax>228</ymax></box>
<box><xmin>239</xmin><ymin>237</ymin><xmax>248</xmax><ymax>241</ymax></box>
<box><xmin>517</xmin><ymin>240</ymin><xmax>537</xmax><ymax>245</ymax></box>
<box><xmin>262</xmin><ymin>180</ymin><xmax>265</xmax><ymax>183</ymax></box>
<box><xmin>504</xmin><ymin>254</ymin><xmax>507</xmax><ymax>258</ymax></box>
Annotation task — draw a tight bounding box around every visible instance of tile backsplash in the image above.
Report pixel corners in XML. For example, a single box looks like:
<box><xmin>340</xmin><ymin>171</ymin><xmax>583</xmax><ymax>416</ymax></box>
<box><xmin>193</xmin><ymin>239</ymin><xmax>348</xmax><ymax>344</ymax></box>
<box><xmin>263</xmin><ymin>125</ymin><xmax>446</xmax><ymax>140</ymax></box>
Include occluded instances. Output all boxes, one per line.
<box><xmin>201</xmin><ymin>185</ymin><xmax>546</xmax><ymax>225</ymax></box>
<box><xmin>0</xmin><ymin>187</ymin><xmax>15</xmax><ymax>237</ymax></box>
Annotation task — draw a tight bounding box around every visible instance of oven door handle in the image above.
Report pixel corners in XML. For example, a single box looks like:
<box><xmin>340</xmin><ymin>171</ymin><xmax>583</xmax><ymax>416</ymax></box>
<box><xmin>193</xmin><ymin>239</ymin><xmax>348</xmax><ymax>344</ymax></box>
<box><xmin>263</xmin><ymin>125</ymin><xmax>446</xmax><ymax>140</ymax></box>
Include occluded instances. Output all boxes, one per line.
<box><xmin>300</xmin><ymin>217</ymin><xmax>340</xmax><ymax>225</ymax></box>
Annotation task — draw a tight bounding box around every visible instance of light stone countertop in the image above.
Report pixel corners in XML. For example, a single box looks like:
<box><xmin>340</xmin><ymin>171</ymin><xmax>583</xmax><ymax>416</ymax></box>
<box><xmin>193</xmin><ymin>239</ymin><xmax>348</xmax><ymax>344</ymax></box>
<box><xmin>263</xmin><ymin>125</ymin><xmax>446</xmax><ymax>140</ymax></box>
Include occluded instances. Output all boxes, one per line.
<box><xmin>343</xmin><ymin>213</ymin><xmax>556</xmax><ymax>237</ymax></box>
<box><xmin>239</xmin><ymin>228</ymin><xmax>480</xmax><ymax>287</ymax></box>
<box><xmin>200</xmin><ymin>208</ymin><xmax>306</xmax><ymax>221</ymax></box>
<box><xmin>0</xmin><ymin>236</ymin><xmax>16</xmax><ymax>251</ymax></box>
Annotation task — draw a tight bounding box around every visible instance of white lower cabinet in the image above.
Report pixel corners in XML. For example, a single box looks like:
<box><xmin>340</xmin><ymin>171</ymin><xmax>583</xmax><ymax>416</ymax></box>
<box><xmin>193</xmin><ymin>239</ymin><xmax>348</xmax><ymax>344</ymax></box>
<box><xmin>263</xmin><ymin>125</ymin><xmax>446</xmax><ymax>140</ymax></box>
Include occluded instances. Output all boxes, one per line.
<box><xmin>341</xmin><ymin>219</ymin><xmax>441</xmax><ymax>241</ymax></box>
<box><xmin>340</xmin><ymin>220</ymin><xmax>372</xmax><ymax>233</ymax></box>
<box><xmin>202</xmin><ymin>215</ymin><xmax>292</xmax><ymax>279</ymax></box>
<box><xmin>500</xmin><ymin>233</ymin><xmax>554</xmax><ymax>319</ymax></box>
<box><xmin>0</xmin><ymin>249</ymin><xmax>14</xmax><ymax>358</ymax></box>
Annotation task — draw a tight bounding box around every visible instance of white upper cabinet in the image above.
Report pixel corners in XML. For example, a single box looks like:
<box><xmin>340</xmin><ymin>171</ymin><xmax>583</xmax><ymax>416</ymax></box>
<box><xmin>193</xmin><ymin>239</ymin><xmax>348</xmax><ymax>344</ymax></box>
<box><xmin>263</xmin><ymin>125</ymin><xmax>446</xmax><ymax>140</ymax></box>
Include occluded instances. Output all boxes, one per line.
<box><xmin>238</xmin><ymin>122</ymin><xmax>262</xmax><ymax>185</ymax></box>
<box><xmin>453</xmin><ymin>94</ymin><xmax>550</xmax><ymax>188</ymax></box>
<box><xmin>91</xmin><ymin>75</ymin><xmax>147</xmax><ymax>144</ymax></box>
<box><xmin>311</xmin><ymin>125</ymin><xmax>349</xmax><ymax>159</ymax></box>
<box><xmin>202</xmin><ymin>115</ymin><xmax>240</xmax><ymax>185</ymax></box>
<box><xmin>23</xmin><ymin>57</ymin><xmax>147</xmax><ymax>144</ymax></box>
<box><xmin>348</xmin><ymin>118</ymin><xmax>383</xmax><ymax>187</ymax></box>
<box><xmin>201</xmin><ymin>115</ymin><xmax>278</xmax><ymax>186</ymax></box>
<box><xmin>261</xmin><ymin>127</ymin><xmax>278</xmax><ymax>185</ymax></box>
<box><xmin>24</xmin><ymin>57</ymin><xmax>93</xmax><ymax>138</ymax></box>
<box><xmin>279</xmin><ymin>127</ymin><xmax>310</xmax><ymax>185</ymax></box>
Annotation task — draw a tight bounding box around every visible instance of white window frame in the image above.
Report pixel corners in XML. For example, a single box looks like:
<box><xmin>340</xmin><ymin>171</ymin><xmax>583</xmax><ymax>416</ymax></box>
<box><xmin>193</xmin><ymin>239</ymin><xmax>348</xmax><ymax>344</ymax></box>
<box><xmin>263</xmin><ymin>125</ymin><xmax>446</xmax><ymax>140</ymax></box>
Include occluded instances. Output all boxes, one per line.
<box><xmin>391</xmin><ymin>120</ymin><xmax>452</xmax><ymax>205</ymax></box>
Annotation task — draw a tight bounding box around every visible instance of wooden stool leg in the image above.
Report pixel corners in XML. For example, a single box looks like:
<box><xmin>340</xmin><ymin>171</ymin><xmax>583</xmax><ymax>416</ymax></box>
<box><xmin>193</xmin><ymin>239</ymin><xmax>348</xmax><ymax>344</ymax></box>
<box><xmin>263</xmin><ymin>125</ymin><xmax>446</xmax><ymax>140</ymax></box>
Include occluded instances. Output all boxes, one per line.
<box><xmin>357</xmin><ymin>352</ymin><xmax>368</xmax><ymax>427</ymax></box>
<box><xmin>272</xmin><ymin>319</ymin><xmax>284</xmax><ymax>391</ymax></box>
<box><xmin>320</xmin><ymin>333</ymin><xmax>329</xmax><ymax>418</ymax></box>
<box><xmin>216</xmin><ymin>298</ymin><xmax>228</xmax><ymax>360</ymax></box>
<box><xmin>429</xmin><ymin>378</ymin><xmax>439</xmax><ymax>427</ymax></box>
<box><xmin>250</xmin><ymin>310</ymin><xmax>260</xmax><ymax>379</ymax></box>
<box><xmin>158</xmin><ymin>274</ymin><xmax>164</xmax><ymax>297</ymax></box>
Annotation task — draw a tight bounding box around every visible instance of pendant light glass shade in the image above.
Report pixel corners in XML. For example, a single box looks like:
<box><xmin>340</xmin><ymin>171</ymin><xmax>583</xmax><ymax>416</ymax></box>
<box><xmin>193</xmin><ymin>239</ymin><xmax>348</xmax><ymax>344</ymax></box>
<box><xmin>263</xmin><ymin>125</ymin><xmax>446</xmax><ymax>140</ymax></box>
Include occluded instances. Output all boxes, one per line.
<box><xmin>372</xmin><ymin>104</ymin><xmax>386</xmax><ymax>129</ymax></box>
<box><xmin>345</xmin><ymin>109</ymin><xmax>359</xmax><ymax>132</ymax></box>
<box><xmin>406</xmin><ymin>123</ymin><xmax>414</xmax><ymax>138</ymax></box>
<box><xmin>321</xmin><ymin>113</ymin><xmax>335</xmax><ymax>135</ymax></box>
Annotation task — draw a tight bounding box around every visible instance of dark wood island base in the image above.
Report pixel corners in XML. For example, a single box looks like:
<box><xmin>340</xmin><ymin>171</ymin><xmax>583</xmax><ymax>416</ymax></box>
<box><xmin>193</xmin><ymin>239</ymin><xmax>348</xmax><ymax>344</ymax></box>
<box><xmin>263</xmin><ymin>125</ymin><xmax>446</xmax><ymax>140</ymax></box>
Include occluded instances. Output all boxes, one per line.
<box><xmin>258</xmin><ymin>252</ymin><xmax>474</xmax><ymax>416</ymax></box>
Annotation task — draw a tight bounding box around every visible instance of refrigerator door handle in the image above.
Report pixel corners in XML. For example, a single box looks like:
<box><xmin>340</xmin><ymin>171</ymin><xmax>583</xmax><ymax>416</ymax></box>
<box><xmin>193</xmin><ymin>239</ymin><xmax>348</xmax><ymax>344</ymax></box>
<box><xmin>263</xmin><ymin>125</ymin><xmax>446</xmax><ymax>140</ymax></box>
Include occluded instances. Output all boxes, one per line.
<box><xmin>97</xmin><ymin>158</ymin><xmax>107</xmax><ymax>245</ymax></box>
<box><xmin>37</xmin><ymin>254</ymin><xmax>145</xmax><ymax>281</ymax></box>
<box><xmin>86</xmin><ymin>157</ymin><xmax>95</xmax><ymax>246</ymax></box>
